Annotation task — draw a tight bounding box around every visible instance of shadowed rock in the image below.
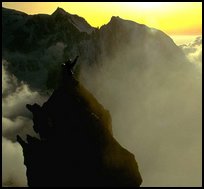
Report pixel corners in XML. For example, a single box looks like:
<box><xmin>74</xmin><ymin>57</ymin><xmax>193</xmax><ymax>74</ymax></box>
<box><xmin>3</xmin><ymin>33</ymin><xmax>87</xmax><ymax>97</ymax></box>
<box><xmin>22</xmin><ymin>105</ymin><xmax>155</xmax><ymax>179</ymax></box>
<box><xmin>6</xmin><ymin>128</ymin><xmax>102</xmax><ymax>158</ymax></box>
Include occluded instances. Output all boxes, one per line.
<box><xmin>17</xmin><ymin>57</ymin><xmax>142</xmax><ymax>187</ymax></box>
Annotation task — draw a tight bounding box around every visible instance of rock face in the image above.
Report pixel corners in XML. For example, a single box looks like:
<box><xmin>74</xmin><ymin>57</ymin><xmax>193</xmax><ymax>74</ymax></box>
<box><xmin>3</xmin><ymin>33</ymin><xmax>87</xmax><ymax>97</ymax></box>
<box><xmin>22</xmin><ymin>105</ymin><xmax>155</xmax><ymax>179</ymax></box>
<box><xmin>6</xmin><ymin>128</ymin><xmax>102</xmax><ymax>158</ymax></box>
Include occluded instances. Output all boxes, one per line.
<box><xmin>2</xmin><ymin>7</ymin><xmax>189</xmax><ymax>90</ymax></box>
<box><xmin>17</xmin><ymin>58</ymin><xmax>142</xmax><ymax>187</ymax></box>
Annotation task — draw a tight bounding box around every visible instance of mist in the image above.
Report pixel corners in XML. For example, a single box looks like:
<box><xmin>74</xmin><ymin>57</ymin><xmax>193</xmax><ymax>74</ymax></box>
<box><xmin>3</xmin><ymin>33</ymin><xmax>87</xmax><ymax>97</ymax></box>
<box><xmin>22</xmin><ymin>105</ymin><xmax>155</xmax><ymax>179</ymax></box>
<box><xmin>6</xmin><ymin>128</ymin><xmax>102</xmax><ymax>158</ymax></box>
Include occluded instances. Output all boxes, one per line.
<box><xmin>80</xmin><ymin>36</ymin><xmax>202</xmax><ymax>186</ymax></box>
<box><xmin>180</xmin><ymin>36</ymin><xmax>202</xmax><ymax>69</ymax></box>
<box><xmin>3</xmin><ymin>42</ymin><xmax>67</xmax><ymax>89</ymax></box>
<box><xmin>2</xmin><ymin>33</ymin><xmax>202</xmax><ymax>186</ymax></box>
<box><xmin>2</xmin><ymin>60</ymin><xmax>48</xmax><ymax>186</ymax></box>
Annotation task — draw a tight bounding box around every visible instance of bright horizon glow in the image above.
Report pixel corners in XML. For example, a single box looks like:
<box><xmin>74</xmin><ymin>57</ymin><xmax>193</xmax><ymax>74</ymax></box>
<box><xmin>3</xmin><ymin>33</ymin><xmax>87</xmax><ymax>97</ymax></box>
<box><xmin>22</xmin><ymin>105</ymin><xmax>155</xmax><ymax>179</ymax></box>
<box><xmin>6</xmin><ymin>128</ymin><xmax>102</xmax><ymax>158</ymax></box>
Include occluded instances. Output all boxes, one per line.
<box><xmin>2</xmin><ymin>2</ymin><xmax>202</xmax><ymax>36</ymax></box>
<box><xmin>171</xmin><ymin>35</ymin><xmax>201</xmax><ymax>46</ymax></box>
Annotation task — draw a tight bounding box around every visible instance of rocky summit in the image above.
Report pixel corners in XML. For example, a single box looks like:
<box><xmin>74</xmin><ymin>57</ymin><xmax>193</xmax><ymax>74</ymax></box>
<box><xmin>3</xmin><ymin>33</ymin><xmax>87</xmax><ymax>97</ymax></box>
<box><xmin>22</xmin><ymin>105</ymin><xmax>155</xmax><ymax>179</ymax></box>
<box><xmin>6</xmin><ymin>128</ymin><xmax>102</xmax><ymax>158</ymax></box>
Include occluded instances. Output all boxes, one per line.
<box><xmin>17</xmin><ymin>57</ymin><xmax>142</xmax><ymax>187</ymax></box>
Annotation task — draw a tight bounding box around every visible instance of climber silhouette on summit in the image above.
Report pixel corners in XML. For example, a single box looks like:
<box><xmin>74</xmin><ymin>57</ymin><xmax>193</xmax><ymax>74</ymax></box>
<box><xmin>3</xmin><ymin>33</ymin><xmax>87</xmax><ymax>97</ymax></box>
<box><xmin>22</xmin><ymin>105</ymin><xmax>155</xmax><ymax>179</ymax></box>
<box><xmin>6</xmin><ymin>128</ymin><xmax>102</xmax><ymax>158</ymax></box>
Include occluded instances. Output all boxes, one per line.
<box><xmin>62</xmin><ymin>55</ymin><xmax>79</xmax><ymax>75</ymax></box>
<box><xmin>61</xmin><ymin>55</ymin><xmax>79</xmax><ymax>88</ymax></box>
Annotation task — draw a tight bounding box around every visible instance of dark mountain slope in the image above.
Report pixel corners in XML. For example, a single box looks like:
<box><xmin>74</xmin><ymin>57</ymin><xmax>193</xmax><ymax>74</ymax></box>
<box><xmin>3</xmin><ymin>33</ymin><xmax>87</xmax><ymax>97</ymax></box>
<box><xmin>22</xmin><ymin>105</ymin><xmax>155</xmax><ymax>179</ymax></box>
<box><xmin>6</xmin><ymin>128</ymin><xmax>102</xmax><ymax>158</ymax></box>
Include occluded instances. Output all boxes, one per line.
<box><xmin>17</xmin><ymin>59</ymin><xmax>142</xmax><ymax>187</ymax></box>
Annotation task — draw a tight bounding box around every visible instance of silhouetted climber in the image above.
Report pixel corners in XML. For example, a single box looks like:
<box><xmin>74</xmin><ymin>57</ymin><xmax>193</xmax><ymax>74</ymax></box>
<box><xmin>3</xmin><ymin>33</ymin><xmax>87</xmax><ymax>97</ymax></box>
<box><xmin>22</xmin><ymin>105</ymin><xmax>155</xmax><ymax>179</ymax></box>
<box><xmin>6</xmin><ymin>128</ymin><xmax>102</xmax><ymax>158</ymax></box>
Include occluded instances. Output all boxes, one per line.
<box><xmin>61</xmin><ymin>56</ymin><xmax>79</xmax><ymax>88</ymax></box>
<box><xmin>62</xmin><ymin>55</ymin><xmax>79</xmax><ymax>75</ymax></box>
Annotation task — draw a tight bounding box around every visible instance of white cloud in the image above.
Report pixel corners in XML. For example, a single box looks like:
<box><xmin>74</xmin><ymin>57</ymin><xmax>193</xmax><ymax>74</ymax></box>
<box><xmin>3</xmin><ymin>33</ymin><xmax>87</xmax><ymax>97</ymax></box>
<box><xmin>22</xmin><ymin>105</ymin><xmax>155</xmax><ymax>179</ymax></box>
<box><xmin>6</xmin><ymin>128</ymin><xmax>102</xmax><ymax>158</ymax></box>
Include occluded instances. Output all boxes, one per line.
<box><xmin>2</xmin><ymin>60</ymin><xmax>47</xmax><ymax>119</ymax></box>
<box><xmin>2</xmin><ymin>60</ymin><xmax>18</xmax><ymax>97</ymax></box>
<box><xmin>2</xmin><ymin>137</ymin><xmax>27</xmax><ymax>187</ymax></box>
<box><xmin>80</xmin><ymin>38</ymin><xmax>202</xmax><ymax>186</ymax></box>
<box><xmin>180</xmin><ymin>36</ymin><xmax>202</xmax><ymax>68</ymax></box>
<box><xmin>2</xmin><ymin>60</ymin><xmax>48</xmax><ymax>187</ymax></box>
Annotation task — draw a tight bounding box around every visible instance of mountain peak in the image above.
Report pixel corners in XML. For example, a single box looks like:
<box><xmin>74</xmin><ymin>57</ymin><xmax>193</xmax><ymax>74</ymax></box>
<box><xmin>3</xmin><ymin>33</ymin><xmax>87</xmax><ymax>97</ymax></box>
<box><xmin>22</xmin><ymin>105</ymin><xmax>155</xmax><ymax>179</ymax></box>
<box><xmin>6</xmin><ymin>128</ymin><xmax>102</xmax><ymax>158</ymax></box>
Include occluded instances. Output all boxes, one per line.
<box><xmin>111</xmin><ymin>16</ymin><xmax>121</xmax><ymax>20</ymax></box>
<box><xmin>108</xmin><ymin>16</ymin><xmax>133</xmax><ymax>25</ymax></box>
<box><xmin>109</xmin><ymin>16</ymin><xmax>139</xmax><ymax>25</ymax></box>
<box><xmin>51</xmin><ymin>7</ymin><xmax>94</xmax><ymax>34</ymax></box>
<box><xmin>110</xmin><ymin>16</ymin><xmax>122</xmax><ymax>22</ymax></box>
<box><xmin>52</xmin><ymin>7</ymin><xmax>69</xmax><ymax>16</ymax></box>
<box><xmin>17</xmin><ymin>59</ymin><xmax>143</xmax><ymax>187</ymax></box>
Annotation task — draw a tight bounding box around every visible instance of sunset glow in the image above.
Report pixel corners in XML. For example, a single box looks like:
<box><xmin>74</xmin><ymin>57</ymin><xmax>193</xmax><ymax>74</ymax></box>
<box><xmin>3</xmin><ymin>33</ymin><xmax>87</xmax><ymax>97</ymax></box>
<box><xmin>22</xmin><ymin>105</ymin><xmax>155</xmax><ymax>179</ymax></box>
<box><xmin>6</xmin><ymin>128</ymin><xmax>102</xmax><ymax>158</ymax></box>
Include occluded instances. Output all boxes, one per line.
<box><xmin>2</xmin><ymin>2</ymin><xmax>202</xmax><ymax>36</ymax></box>
<box><xmin>123</xmin><ymin>2</ymin><xmax>202</xmax><ymax>35</ymax></box>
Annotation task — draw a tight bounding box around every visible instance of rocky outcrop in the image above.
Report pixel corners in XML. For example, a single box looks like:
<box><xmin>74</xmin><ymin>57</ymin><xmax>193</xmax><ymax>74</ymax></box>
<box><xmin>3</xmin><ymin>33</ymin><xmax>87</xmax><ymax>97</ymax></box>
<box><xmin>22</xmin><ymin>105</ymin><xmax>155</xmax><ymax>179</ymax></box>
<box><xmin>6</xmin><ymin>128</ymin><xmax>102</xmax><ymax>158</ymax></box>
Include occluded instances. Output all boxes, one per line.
<box><xmin>17</xmin><ymin>57</ymin><xmax>142</xmax><ymax>187</ymax></box>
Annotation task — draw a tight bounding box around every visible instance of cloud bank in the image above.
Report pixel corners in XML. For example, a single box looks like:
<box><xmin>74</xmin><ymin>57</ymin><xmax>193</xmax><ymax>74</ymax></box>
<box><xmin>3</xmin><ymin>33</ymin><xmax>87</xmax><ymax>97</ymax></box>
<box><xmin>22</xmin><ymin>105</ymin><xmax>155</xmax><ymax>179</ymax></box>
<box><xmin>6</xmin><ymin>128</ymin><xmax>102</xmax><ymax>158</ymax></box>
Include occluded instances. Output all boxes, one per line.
<box><xmin>2</xmin><ymin>35</ymin><xmax>202</xmax><ymax>186</ymax></box>
<box><xmin>2</xmin><ymin>60</ymin><xmax>48</xmax><ymax>187</ymax></box>
<box><xmin>180</xmin><ymin>36</ymin><xmax>202</xmax><ymax>68</ymax></box>
<box><xmin>80</xmin><ymin>36</ymin><xmax>202</xmax><ymax>186</ymax></box>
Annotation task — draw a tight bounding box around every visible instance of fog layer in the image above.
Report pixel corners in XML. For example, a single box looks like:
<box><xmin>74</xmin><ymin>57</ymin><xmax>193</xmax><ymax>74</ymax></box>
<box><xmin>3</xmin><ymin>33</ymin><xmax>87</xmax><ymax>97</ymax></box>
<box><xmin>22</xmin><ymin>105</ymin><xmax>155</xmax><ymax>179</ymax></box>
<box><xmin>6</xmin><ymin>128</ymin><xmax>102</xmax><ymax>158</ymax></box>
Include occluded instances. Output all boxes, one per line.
<box><xmin>2</xmin><ymin>60</ymin><xmax>48</xmax><ymax>186</ymax></box>
<box><xmin>80</xmin><ymin>36</ymin><xmax>202</xmax><ymax>186</ymax></box>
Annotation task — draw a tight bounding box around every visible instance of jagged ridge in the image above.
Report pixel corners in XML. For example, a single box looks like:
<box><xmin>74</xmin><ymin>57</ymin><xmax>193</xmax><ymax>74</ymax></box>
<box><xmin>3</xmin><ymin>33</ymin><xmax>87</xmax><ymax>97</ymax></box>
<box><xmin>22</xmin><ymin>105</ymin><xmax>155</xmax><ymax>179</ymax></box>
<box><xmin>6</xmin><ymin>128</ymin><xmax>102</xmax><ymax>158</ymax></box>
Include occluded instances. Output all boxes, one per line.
<box><xmin>2</xmin><ymin>6</ymin><xmax>188</xmax><ymax>90</ymax></box>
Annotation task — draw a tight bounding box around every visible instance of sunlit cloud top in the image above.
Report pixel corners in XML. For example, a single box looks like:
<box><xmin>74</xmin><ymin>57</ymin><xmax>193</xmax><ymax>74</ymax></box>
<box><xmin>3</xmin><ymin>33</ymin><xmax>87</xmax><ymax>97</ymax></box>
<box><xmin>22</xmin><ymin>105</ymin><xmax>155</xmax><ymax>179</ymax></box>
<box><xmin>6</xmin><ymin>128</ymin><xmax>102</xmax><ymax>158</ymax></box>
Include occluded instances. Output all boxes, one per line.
<box><xmin>2</xmin><ymin>2</ymin><xmax>202</xmax><ymax>35</ymax></box>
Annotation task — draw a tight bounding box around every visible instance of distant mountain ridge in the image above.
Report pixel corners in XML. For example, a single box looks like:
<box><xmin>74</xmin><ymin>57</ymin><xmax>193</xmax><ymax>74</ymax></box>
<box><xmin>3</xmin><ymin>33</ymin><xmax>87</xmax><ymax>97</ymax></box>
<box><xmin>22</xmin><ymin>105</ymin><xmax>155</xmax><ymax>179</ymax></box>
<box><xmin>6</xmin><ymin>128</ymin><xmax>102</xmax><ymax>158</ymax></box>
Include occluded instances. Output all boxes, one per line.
<box><xmin>52</xmin><ymin>7</ymin><xmax>95</xmax><ymax>34</ymax></box>
<box><xmin>2</xmin><ymin>7</ymin><xmax>190</xmax><ymax>90</ymax></box>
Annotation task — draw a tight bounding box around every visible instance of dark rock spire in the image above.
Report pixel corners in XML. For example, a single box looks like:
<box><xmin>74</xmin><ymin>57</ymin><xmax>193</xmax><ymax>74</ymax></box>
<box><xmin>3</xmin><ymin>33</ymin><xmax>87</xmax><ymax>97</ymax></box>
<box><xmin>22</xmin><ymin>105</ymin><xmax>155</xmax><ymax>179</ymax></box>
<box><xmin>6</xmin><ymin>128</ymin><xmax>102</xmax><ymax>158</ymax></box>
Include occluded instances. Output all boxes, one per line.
<box><xmin>17</xmin><ymin>57</ymin><xmax>142</xmax><ymax>187</ymax></box>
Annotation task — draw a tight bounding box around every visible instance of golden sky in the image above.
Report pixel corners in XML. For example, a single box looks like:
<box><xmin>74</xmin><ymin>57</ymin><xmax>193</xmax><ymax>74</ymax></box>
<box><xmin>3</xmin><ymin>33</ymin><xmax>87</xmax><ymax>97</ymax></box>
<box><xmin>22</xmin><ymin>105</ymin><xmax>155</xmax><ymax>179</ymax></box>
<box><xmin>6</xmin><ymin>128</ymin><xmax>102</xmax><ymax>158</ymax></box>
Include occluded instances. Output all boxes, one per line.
<box><xmin>2</xmin><ymin>2</ymin><xmax>202</xmax><ymax>36</ymax></box>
